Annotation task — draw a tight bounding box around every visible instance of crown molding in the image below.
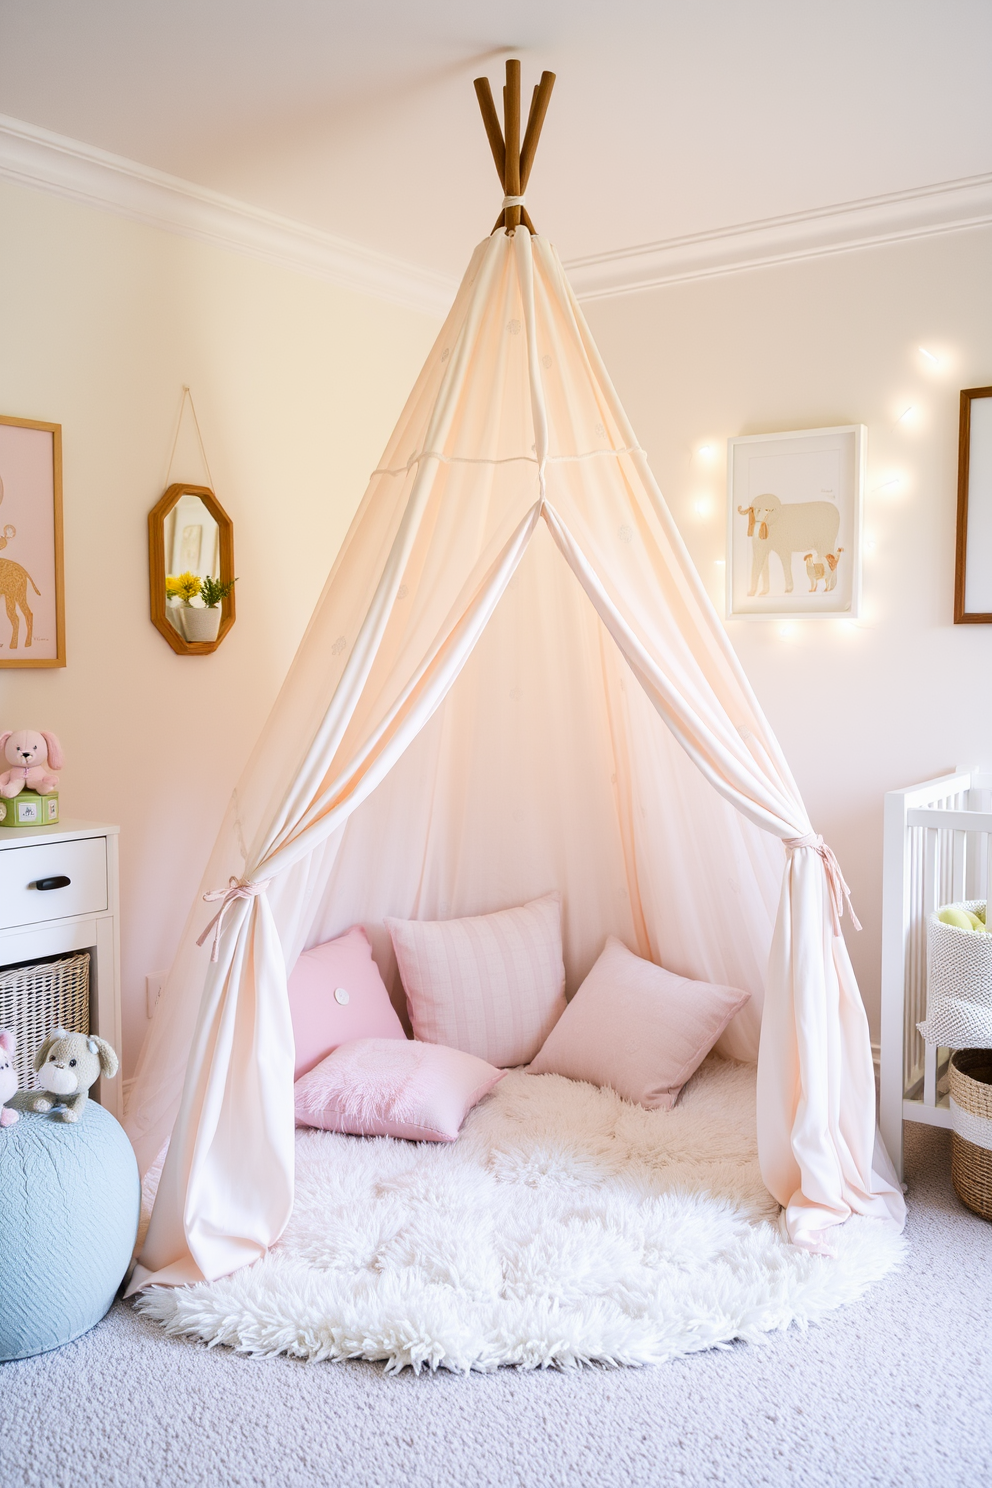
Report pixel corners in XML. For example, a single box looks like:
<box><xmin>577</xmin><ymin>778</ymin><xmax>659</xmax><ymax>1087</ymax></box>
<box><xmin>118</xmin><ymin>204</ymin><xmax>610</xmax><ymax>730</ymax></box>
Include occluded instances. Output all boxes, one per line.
<box><xmin>3</xmin><ymin>112</ymin><xmax>990</xmax><ymax>312</ymax></box>
<box><xmin>563</xmin><ymin>172</ymin><xmax>992</xmax><ymax>300</ymax></box>
<box><xmin>0</xmin><ymin>113</ymin><xmax>457</xmax><ymax>319</ymax></box>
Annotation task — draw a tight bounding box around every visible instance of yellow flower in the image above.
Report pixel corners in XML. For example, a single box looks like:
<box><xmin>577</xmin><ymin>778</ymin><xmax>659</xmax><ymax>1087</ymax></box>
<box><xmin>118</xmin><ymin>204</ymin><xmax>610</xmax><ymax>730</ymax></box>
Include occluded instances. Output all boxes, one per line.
<box><xmin>166</xmin><ymin>571</ymin><xmax>201</xmax><ymax>605</ymax></box>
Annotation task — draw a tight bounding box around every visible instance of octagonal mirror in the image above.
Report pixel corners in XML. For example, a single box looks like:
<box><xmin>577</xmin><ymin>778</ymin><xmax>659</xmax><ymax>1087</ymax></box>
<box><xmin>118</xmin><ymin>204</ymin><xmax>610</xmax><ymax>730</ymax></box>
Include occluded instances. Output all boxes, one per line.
<box><xmin>148</xmin><ymin>483</ymin><xmax>235</xmax><ymax>655</ymax></box>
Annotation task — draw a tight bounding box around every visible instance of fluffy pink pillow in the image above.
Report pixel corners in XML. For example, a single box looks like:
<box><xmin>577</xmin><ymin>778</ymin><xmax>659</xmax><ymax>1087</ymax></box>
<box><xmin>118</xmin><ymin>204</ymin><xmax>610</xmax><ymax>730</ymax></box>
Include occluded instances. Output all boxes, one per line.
<box><xmin>294</xmin><ymin>1037</ymin><xmax>505</xmax><ymax>1142</ymax></box>
<box><xmin>288</xmin><ymin>926</ymin><xmax>405</xmax><ymax>1080</ymax></box>
<box><xmin>528</xmin><ymin>936</ymin><xmax>750</xmax><ymax>1110</ymax></box>
<box><xmin>385</xmin><ymin>894</ymin><xmax>566</xmax><ymax>1069</ymax></box>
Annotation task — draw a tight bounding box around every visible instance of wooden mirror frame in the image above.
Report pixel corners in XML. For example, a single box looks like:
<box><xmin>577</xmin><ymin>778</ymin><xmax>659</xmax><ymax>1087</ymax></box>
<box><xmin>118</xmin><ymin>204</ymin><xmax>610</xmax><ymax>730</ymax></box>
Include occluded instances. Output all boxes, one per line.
<box><xmin>148</xmin><ymin>482</ymin><xmax>235</xmax><ymax>655</ymax></box>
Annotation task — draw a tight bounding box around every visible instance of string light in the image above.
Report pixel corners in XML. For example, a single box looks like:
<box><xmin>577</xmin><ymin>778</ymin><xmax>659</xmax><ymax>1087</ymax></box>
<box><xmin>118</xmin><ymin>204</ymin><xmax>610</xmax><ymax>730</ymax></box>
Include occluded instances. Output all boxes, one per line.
<box><xmin>696</xmin><ymin>444</ymin><xmax>716</xmax><ymax>461</ymax></box>
<box><xmin>919</xmin><ymin>346</ymin><xmax>940</xmax><ymax>367</ymax></box>
<box><xmin>892</xmin><ymin>405</ymin><xmax>916</xmax><ymax>428</ymax></box>
<box><xmin>778</xmin><ymin>622</ymin><xmax>796</xmax><ymax>640</ymax></box>
<box><xmin>692</xmin><ymin>494</ymin><xmax>713</xmax><ymax>517</ymax></box>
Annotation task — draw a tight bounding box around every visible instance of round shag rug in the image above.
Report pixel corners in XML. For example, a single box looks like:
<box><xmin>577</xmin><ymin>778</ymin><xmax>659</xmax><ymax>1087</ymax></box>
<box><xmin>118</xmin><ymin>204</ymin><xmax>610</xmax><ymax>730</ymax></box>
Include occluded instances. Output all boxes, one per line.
<box><xmin>136</xmin><ymin>1057</ymin><xmax>905</xmax><ymax>1372</ymax></box>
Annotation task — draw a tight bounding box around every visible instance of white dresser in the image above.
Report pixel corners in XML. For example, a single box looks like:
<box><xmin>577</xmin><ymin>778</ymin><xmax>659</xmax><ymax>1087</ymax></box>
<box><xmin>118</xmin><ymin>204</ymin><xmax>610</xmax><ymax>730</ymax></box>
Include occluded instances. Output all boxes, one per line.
<box><xmin>0</xmin><ymin>819</ymin><xmax>122</xmax><ymax>1119</ymax></box>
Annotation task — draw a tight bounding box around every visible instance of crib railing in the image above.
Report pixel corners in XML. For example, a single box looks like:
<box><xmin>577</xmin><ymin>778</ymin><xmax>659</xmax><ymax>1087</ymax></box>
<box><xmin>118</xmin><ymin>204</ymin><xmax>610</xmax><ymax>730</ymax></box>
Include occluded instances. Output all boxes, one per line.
<box><xmin>880</xmin><ymin>767</ymin><xmax>992</xmax><ymax>1178</ymax></box>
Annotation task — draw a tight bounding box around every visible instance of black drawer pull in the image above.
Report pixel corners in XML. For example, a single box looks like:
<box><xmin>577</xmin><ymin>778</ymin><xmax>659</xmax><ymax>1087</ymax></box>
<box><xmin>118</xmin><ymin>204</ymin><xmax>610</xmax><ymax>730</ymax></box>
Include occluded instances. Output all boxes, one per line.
<box><xmin>34</xmin><ymin>875</ymin><xmax>71</xmax><ymax>891</ymax></box>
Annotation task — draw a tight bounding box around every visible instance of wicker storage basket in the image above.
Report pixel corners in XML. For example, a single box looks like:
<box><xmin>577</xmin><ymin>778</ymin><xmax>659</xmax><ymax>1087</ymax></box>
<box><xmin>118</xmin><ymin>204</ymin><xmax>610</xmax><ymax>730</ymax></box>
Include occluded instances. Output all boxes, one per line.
<box><xmin>0</xmin><ymin>953</ymin><xmax>90</xmax><ymax>1091</ymax></box>
<box><xmin>919</xmin><ymin>901</ymin><xmax>992</xmax><ymax>1048</ymax></box>
<box><xmin>949</xmin><ymin>1048</ymin><xmax>992</xmax><ymax>1221</ymax></box>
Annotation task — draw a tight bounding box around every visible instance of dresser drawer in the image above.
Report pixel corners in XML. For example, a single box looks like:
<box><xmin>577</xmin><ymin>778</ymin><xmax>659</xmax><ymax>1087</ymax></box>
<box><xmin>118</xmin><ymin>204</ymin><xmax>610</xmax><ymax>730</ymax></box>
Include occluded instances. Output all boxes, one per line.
<box><xmin>0</xmin><ymin>836</ymin><xmax>108</xmax><ymax>931</ymax></box>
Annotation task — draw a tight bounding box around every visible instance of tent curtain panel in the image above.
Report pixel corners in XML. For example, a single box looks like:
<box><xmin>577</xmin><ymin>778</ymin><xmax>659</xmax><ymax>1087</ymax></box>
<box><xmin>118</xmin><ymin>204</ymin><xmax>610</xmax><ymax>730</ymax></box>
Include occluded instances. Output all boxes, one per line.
<box><xmin>127</xmin><ymin>229</ymin><xmax>904</xmax><ymax>1292</ymax></box>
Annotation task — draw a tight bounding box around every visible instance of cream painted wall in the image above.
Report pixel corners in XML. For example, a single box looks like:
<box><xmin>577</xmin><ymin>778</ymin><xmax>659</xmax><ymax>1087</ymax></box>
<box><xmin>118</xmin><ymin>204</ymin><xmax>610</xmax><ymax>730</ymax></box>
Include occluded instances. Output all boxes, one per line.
<box><xmin>584</xmin><ymin>226</ymin><xmax>992</xmax><ymax>1039</ymax></box>
<box><xmin>0</xmin><ymin>181</ymin><xmax>440</xmax><ymax>1071</ymax></box>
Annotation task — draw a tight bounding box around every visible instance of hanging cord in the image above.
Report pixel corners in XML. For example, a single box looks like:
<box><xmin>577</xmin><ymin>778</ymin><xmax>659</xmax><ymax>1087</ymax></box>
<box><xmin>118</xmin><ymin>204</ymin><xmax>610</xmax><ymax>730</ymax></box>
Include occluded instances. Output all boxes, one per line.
<box><xmin>163</xmin><ymin>385</ymin><xmax>216</xmax><ymax>490</ymax></box>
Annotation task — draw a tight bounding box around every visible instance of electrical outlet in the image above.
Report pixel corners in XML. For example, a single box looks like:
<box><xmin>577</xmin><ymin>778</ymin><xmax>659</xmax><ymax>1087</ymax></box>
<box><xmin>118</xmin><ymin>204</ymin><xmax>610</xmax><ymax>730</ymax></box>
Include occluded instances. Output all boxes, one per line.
<box><xmin>146</xmin><ymin>971</ymin><xmax>167</xmax><ymax>1019</ymax></box>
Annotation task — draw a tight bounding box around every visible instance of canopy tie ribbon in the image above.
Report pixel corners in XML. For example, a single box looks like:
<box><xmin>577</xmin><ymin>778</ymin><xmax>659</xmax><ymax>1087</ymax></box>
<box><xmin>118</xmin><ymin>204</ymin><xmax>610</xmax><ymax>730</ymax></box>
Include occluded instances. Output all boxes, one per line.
<box><xmin>784</xmin><ymin>833</ymin><xmax>862</xmax><ymax>935</ymax></box>
<box><xmin>502</xmin><ymin>195</ymin><xmax>525</xmax><ymax>209</ymax></box>
<box><xmin>196</xmin><ymin>876</ymin><xmax>271</xmax><ymax>962</ymax></box>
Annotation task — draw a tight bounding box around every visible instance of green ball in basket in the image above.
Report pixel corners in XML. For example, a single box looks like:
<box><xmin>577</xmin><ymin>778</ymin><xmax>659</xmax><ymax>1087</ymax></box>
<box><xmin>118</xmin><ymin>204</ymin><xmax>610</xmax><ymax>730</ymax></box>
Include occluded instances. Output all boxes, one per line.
<box><xmin>938</xmin><ymin>904</ymin><xmax>990</xmax><ymax>932</ymax></box>
<box><xmin>0</xmin><ymin>728</ymin><xmax>61</xmax><ymax>828</ymax></box>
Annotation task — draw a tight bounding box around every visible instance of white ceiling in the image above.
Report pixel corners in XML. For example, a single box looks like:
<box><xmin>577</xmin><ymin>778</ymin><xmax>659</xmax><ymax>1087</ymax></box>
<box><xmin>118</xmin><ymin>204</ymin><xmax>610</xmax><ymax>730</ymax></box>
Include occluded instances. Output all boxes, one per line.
<box><xmin>1</xmin><ymin>0</ymin><xmax>990</xmax><ymax>278</ymax></box>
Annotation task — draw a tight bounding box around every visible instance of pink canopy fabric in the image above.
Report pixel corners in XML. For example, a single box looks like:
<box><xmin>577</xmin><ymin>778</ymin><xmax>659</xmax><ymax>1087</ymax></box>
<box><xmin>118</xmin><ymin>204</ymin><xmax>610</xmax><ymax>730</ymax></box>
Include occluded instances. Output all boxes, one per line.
<box><xmin>126</xmin><ymin>229</ymin><xmax>904</xmax><ymax>1291</ymax></box>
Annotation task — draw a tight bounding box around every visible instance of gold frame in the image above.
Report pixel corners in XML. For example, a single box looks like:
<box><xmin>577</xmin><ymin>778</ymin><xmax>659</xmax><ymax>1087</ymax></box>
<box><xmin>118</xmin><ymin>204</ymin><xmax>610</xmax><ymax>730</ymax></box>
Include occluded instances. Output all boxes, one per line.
<box><xmin>954</xmin><ymin>386</ymin><xmax>992</xmax><ymax>624</ymax></box>
<box><xmin>148</xmin><ymin>482</ymin><xmax>236</xmax><ymax>655</ymax></box>
<box><xmin>0</xmin><ymin>414</ymin><xmax>65</xmax><ymax>669</ymax></box>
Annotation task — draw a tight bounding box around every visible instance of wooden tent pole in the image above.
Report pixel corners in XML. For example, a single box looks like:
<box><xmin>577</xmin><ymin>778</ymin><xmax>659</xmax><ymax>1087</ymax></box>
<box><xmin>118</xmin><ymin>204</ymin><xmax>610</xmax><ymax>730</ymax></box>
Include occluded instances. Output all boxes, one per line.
<box><xmin>503</xmin><ymin>60</ymin><xmax>522</xmax><ymax>231</ymax></box>
<box><xmin>519</xmin><ymin>71</ymin><xmax>555</xmax><ymax>192</ymax></box>
<box><xmin>473</xmin><ymin>76</ymin><xmax>506</xmax><ymax>187</ymax></box>
<box><xmin>475</xmin><ymin>60</ymin><xmax>554</xmax><ymax>236</ymax></box>
<box><xmin>491</xmin><ymin>205</ymin><xmax>534</xmax><ymax>234</ymax></box>
<box><xmin>524</xmin><ymin>85</ymin><xmax>539</xmax><ymax>146</ymax></box>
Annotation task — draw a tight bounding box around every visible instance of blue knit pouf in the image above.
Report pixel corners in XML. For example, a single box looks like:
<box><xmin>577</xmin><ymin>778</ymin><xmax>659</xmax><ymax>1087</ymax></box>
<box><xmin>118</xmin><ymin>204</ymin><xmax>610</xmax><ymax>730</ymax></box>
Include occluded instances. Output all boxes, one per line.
<box><xmin>0</xmin><ymin>1101</ymin><xmax>140</xmax><ymax>1361</ymax></box>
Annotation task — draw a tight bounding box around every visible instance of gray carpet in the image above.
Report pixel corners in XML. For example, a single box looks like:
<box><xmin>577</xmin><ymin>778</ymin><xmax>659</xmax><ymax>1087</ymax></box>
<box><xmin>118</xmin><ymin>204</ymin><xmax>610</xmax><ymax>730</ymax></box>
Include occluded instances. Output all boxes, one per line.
<box><xmin>2</xmin><ymin>1122</ymin><xmax>990</xmax><ymax>1488</ymax></box>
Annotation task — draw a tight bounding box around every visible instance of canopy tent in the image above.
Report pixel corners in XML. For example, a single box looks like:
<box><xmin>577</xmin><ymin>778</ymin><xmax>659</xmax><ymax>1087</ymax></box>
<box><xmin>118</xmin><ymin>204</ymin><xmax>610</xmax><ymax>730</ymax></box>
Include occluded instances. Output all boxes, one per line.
<box><xmin>126</xmin><ymin>63</ymin><xmax>904</xmax><ymax>1293</ymax></box>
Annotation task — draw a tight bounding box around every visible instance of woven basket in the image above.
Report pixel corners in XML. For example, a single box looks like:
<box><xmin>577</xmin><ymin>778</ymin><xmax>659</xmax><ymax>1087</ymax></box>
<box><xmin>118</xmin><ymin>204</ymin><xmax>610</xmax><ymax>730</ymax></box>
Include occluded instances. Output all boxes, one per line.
<box><xmin>0</xmin><ymin>953</ymin><xmax>90</xmax><ymax>1091</ymax></box>
<box><xmin>949</xmin><ymin>1048</ymin><xmax>992</xmax><ymax>1221</ymax></box>
<box><xmin>919</xmin><ymin>901</ymin><xmax>992</xmax><ymax>1048</ymax></box>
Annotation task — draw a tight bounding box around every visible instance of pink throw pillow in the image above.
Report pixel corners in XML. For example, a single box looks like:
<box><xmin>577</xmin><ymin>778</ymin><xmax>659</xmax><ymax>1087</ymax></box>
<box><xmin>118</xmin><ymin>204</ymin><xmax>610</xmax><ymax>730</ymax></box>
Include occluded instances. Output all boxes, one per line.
<box><xmin>288</xmin><ymin>926</ymin><xmax>405</xmax><ymax>1080</ymax></box>
<box><xmin>385</xmin><ymin>894</ymin><xmax>566</xmax><ymax>1069</ymax></box>
<box><xmin>294</xmin><ymin>1037</ymin><xmax>505</xmax><ymax>1142</ymax></box>
<box><xmin>528</xmin><ymin>936</ymin><xmax>750</xmax><ymax>1109</ymax></box>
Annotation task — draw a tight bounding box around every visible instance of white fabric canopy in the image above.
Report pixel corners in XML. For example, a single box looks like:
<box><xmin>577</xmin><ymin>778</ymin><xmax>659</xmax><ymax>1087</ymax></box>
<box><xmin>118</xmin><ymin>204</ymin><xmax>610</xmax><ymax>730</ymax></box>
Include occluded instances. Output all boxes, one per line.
<box><xmin>127</xmin><ymin>229</ymin><xmax>904</xmax><ymax>1291</ymax></box>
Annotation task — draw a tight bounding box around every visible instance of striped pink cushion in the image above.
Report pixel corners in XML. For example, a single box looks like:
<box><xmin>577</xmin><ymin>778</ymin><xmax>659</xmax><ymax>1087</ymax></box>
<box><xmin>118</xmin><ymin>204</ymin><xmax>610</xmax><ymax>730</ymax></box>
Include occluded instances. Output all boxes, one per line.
<box><xmin>385</xmin><ymin>895</ymin><xmax>566</xmax><ymax>1068</ymax></box>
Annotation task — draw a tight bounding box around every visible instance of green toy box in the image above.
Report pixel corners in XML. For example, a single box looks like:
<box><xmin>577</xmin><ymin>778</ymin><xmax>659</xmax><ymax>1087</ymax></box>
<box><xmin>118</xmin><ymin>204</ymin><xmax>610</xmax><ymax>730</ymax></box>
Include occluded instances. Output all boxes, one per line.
<box><xmin>0</xmin><ymin>790</ymin><xmax>59</xmax><ymax>828</ymax></box>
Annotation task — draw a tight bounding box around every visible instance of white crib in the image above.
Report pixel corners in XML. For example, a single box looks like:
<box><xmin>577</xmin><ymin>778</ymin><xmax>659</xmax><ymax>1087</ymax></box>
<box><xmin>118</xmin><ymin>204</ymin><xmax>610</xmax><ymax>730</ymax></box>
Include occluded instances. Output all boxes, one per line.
<box><xmin>880</xmin><ymin>767</ymin><xmax>992</xmax><ymax>1178</ymax></box>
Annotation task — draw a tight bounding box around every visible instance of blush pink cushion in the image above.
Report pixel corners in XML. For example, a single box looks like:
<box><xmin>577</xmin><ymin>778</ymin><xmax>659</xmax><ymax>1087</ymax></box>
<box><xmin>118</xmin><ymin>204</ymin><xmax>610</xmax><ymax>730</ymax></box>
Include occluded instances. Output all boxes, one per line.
<box><xmin>288</xmin><ymin>926</ymin><xmax>405</xmax><ymax>1080</ymax></box>
<box><xmin>528</xmin><ymin>936</ymin><xmax>751</xmax><ymax>1110</ymax></box>
<box><xmin>294</xmin><ymin>1037</ymin><xmax>505</xmax><ymax>1142</ymax></box>
<box><xmin>385</xmin><ymin>894</ymin><xmax>566</xmax><ymax>1069</ymax></box>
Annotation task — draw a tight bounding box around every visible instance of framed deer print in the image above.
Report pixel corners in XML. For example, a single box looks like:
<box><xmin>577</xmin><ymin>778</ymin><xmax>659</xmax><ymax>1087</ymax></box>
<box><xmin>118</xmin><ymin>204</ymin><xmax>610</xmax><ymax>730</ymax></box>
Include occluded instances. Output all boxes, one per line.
<box><xmin>727</xmin><ymin>424</ymin><xmax>865</xmax><ymax>620</ymax></box>
<box><xmin>0</xmin><ymin>415</ymin><xmax>65</xmax><ymax>667</ymax></box>
<box><xmin>954</xmin><ymin>386</ymin><xmax>992</xmax><ymax>623</ymax></box>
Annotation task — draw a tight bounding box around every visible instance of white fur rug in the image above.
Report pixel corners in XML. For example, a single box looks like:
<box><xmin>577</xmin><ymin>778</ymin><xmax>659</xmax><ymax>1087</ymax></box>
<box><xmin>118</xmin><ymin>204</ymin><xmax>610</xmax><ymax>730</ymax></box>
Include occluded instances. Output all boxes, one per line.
<box><xmin>136</xmin><ymin>1058</ymin><xmax>905</xmax><ymax>1373</ymax></box>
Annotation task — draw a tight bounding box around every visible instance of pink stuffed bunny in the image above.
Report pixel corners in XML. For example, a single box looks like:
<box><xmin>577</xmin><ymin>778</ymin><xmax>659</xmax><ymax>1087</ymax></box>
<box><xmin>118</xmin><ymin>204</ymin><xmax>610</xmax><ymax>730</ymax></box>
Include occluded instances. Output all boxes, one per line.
<box><xmin>0</xmin><ymin>729</ymin><xmax>62</xmax><ymax>798</ymax></box>
<box><xmin>0</xmin><ymin>1030</ymin><xmax>19</xmax><ymax>1126</ymax></box>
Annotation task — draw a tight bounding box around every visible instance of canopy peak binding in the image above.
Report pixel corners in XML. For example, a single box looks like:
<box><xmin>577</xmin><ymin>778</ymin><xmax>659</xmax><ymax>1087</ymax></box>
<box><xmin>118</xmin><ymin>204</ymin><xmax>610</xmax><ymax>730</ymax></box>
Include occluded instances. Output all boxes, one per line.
<box><xmin>474</xmin><ymin>59</ymin><xmax>556</xmax><ymax>235</ymax></box>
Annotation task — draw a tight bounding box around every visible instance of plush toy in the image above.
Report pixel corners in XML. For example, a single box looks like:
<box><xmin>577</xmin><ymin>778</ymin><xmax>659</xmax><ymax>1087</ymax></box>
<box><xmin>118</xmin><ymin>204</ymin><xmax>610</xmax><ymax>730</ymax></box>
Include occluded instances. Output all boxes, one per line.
<box><xmin>0</xmin><ymin>729</ymin><xmax>63</xmax><ymax>799</ymax></box>
<box><xmin>0</xmin><ymin>1030</ymin><xmax>19</xmax><ymax>1127</ymax></box>
<box><xmin>28</xmin><ymin>1029</ymin><xmax>119</xmax><ymax>1123</ymax></box>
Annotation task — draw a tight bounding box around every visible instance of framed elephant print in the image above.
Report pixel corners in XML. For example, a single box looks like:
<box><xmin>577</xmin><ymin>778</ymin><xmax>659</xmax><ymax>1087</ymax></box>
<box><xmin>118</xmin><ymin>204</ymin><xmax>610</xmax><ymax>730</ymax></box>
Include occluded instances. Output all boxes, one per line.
<box><xmin>0</xmin><ymin>415</ymin><xmax>65</xmax><ymax>667</ymax></box>
<box><xmin>727</xmin><ymin>424</ymin><xmax>865</xmax><ymax>619</ymax></box>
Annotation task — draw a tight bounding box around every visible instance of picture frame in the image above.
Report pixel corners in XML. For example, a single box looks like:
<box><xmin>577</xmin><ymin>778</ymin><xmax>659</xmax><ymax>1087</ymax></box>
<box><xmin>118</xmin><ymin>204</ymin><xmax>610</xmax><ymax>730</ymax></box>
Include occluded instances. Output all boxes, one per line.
<box><xmin>726</xmin><ymin>424</ymin><xmax>865</xmax><ymax>620</ymax></box>
<box><xmin>954</xmin><ymin>386</ymin><xmax>992</xmax><ymax>624</ymax></box>
<box><xmin>0</xmin><ymin>414</ymin><xmax>65</xmax><ymax>667</ymax></box>
<box><xmin>148</xmin><ymin>483</ymin><xmax>236</xmax><ymax>655</ymax></box>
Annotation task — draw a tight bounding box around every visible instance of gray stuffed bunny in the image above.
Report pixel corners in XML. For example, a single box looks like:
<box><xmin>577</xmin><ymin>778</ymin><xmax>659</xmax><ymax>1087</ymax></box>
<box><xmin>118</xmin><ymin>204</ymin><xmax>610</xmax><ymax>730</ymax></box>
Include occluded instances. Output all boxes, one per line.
<box><xmin>29</xmin><ymin>1027</ymin><xmax>119</xmax><ymax>1123</ymax></box>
